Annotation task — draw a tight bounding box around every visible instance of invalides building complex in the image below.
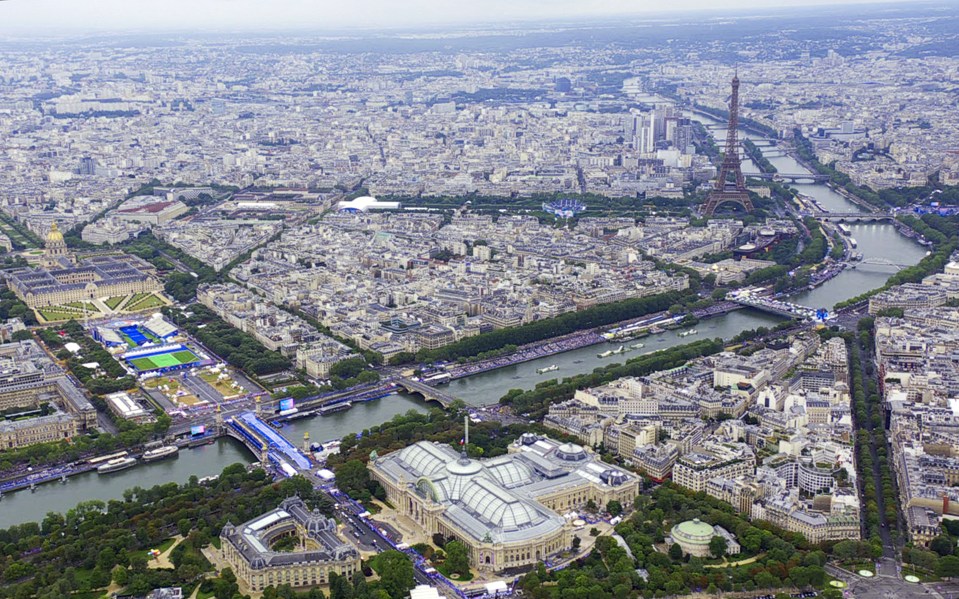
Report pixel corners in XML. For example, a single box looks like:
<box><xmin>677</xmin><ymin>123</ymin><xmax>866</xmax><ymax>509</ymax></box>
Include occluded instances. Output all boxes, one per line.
<box><xmin>6</xmin><ymin>222</ymin><xmax>161</xmax><ymax>309</ymax></box>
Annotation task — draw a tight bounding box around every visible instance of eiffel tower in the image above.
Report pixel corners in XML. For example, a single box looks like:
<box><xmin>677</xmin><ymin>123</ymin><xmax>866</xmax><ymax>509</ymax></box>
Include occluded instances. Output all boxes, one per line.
<box><xmin>703</xmin><ymin>73</ymin><xmax>754</xmax><ymax>216</ymax></box>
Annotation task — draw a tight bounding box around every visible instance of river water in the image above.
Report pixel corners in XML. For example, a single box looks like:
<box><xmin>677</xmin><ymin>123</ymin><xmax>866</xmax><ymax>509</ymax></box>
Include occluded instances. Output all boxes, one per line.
<box><xmin>703</xmin><ymin>114</ymin><xmax>928</xmax><ymax>308</ymax></box>
<box><xmin>0</xmin><ymin>438</ymin><xmax>252</xmax><ymax>528</ymax></box>
<box><xmin>0</xmin><ymin>113</ymin><xmax>928</xmax><ymax>528</ymax></box>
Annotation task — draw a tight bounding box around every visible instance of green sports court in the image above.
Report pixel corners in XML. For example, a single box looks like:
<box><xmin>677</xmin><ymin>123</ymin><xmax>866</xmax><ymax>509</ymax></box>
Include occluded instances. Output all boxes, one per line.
<box><xmin>126</xmin><ymin>348</ymin><xmax>201</xmax><ymax>372</ymax></box>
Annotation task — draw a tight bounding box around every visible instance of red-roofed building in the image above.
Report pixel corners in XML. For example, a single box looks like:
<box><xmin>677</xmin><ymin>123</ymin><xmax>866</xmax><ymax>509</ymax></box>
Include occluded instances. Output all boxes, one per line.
<box><xmin>115</xmin><ymin>198</ymin><xmax>189</xmax><ymax>225</ymax></box>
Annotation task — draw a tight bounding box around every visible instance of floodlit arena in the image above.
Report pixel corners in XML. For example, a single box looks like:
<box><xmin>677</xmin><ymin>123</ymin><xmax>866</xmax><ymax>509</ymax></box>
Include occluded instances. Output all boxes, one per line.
<box><xmin>94</xmin><ymin>314</ymin><xmax>179</xmax><ymax>349</ymax></box>
<box><xmin>369</xmin><ymin>432</ymin><xmax>639</xmax><ymax>573</ymax></box>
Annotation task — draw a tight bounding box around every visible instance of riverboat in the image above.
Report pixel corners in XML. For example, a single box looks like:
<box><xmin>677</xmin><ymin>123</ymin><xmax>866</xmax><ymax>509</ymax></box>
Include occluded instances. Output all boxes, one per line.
<box><xmin>97</xmin><ymin>457</ymin><xmax>137</xmax><ymax>474</ymax></box>
<box><xmin>319</xmin><ymin>401</ymin><xmax>352</xmax><ymax>416</ymax></box>
<box><xmin>142</xmin><ymin>446</ymin><xmax>179</xmax><ymax>463</ymax></box>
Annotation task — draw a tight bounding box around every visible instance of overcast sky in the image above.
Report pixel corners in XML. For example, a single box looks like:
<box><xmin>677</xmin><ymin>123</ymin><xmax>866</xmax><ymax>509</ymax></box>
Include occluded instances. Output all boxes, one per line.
<box><xmin>0</xmin><ymin>0</ymin><xmax>914</xmax><ymax>34</ymax></box>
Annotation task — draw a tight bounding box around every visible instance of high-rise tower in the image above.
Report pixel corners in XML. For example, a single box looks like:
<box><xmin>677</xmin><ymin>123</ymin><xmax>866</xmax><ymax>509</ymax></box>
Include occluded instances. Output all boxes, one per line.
<box><xmin>703</xmin><ymin>74</ymin><xmax>754</xmax><ymax>216</ymax></box>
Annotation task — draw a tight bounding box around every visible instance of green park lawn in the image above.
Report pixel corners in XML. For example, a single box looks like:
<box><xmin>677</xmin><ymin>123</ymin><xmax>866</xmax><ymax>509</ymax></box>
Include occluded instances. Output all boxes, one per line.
<box><xmin>104</xmin><ymin>296</ymin><xmax>127</xmax><ymax>310</ymax></box>
<box><xmin>64</xmin><ymin>301</ymin><xmax>99</xmax><ymax>312</ymax></box>
<box><xmin>38</xmin><ymin>307</ymin><xmax>96</xmax><ymax>322</ymax></box>
<box><xmin>126</xmin><ymin>293</ymin><xmax>165</xmax><ymax>311</ymax></box>
<box><xmin>36</xmin><ymin>301</ymin><xmax>107</xmax><ymax>322</ymax></box>
<box><xmin>197</xmin><ymin>369</ymin><xmax>241</xmax><ymax>396</ymax></box>
<box><xmin>436</xmin><ymin>560</ymin><xmax>473</xmax><ymax>582</ymax></box>
<box><xmin>124</xmin><ymin>536</ymin><xmax>176</xmax><ymax>563</ymax></box>
<box><xmin>37</xmin><ymin>309</ymin><xmax>77</xmax><ymax>322</ymax></box>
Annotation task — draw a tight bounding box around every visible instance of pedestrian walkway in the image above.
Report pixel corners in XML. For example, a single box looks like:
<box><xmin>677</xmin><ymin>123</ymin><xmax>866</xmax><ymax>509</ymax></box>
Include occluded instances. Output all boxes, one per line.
<box><xmin>148</xmin><ymin>535</ymin><xmax>184</xmax><ymax>570</ymax></box>
<box><xmin>370</xmin><ymin>503</ymin><xmax>432</xmax><ymax>547</ymax></box>
<box><xmin>704</xmin><ymin>552</ymin><xmax>765</xmax><ymax>568</ymax></box>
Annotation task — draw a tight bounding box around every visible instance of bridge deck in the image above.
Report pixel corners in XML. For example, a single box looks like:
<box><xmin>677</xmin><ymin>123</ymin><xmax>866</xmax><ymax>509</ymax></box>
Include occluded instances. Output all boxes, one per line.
<box><xmin>728</xmin><ymin>295</ymin><xmax>828</xmax><ymax>321</ymax></box>
<box><xmin>817</xmin><ymin>212</ymin><xmax>891</xmax><ymax>219</ymax></box>
<box><xmin>856</xmin><ymin>257</ymin><xmax>909</xmax><ymax>269</ymax></box>
<box><xmin>750</xmin><ymin>172</ymin><xmax>830</xmax><ymax>181</ymax></box>
<box><xmin>395</xmin><ymin>377</ymin><xmax>457</xmax><ymax>407</ymax></box>
<box><xmin>231</xmin><ymin>411</ymin><xmax>312</xmax><ymax>470</ymax></box>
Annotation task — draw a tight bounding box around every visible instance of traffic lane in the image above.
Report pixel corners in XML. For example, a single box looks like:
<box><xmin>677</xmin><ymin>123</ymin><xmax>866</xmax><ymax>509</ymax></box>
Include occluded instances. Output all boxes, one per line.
<box><xmin>145</xmin><ymin>387</ymin><xmax>178</xmax><ymax>413</ymax></box>
<box><xmin>97</xmin><ymin>411</ymin><xmax>119</xmax><ymax>434</ymax></box>
<box><xmin>230</xmin><ymin>369</ymin><xmax>263</xmax><ymax>395</ymax></box>
<box><xmin>932</xmin><ymin>580</ymin><xmax>959</xmax><ymax>599</ymax></box>
<box><xmin>182</xmin><ymin>374</ymin><xmax>223</xmax><ymax>405</ymax></box>
<box><xmin>337</xmin><ymin>509</ymin><xmax>382</xmax><ymax>550</ymax></box>
<box><xmin>168</xmin><ymin>399</ymin><xmax>256</xmax><ymax>433</ymax></box>
<box><xmin>330</xmin><ymin>502</ymin><xmax>455</xmax><ymax>596</ymax></box>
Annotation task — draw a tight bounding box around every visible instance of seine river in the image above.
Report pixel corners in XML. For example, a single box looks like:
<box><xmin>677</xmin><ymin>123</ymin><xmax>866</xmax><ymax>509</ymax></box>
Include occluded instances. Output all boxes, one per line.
<box><xmin>0</xmin><ymin>115</ymin><xmax>928</xmax><ymax>528</ymax></box>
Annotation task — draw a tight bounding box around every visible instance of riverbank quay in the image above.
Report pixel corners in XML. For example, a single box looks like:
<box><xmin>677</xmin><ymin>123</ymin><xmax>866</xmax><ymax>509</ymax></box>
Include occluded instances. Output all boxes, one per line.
<box><xmin>0</xmin><ymin>462</ymin><xmax>95</xmax><ymax>494</ymax></box>
<box><xmin>446</xmin><ymin>329</ymin><xmax>606</xmax><ymax>379</ymax></box>
<box><xmin>0</xmin><ymin>437</ymin><xmax>194</xmax><ymax>494</ymax></box>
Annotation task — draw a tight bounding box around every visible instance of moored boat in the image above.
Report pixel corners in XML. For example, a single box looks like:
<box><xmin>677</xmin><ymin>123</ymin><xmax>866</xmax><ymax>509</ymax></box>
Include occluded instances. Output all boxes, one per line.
<box><xmin>142</xmin><ymin>446</ymin><xmax>179</xmax><ymax>462</ymax></box>
<box><xmin>318</xmin><ymin>401</ymin><xmax>352</xmax><ymax>416</ymax></box>
<box><xmin>97</xmin><ymin>457</ymin><xmax>137</xmax><ymax>474</ymax></box>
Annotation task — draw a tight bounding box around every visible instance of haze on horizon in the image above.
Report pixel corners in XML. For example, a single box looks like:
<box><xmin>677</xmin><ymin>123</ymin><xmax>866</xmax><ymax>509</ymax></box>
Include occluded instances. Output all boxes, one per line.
<box><xmin>0</xmin><ymin>0</ymin><xmax>922</xmax><ymax>34</ymax></box>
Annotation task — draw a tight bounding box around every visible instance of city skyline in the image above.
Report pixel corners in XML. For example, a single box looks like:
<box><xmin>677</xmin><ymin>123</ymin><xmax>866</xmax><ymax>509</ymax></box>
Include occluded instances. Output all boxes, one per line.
<box><xmin>0</xmin><ymin>0</ymin><xmax>929</xmax><ymax>34</ymax></box>
<box><xmin>0</xmin><ymin>2</ymin><xmax>958</xmax><ymax>597</ymax></box>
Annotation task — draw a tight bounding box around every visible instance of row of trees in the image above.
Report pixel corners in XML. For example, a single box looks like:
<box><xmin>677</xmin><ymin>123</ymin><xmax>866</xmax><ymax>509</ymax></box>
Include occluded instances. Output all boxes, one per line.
<box><xmin>38</xmin><ymin>320</ymin><xmax>137</xmax><ymax>395</ymax></box>
<box><xmin>693</xmin><ymin>122</ymin><xmax>720</xmax><ymax>164</ymax></box>
<box><xmin>846</xmin><ymin>325</ymin><xmax>897</xmax><ymax>547</ymax></box>
<box><xmin>122</xmin><ymin>231</ymin><xmax>219</xmax><ymax>302</ymax></box>
<box><xmin>328</xmin><ymin>357</ymin><xmax>380</xmax><ymax>390</ymax></box>
<box><xmin>797</xmin><ymin>217</ymin><xmax>829</xmax><ymax>265</ymax></box>
<box><xmin>163</xmin><ymin>304</ymin><xmax>291</xmax><ymax>375</ymax></box>
<box><xmin>0</xmin><ymin>414</ymin><xmax>169</xmax><ymax>474</ymax></box>
<box><xmin>743</xmin><ymin>139</ymin><xmax>777</xmax><ymax>174</ymax></box>
<box><xmin>0</xmin><ymin>212</ymin><xmax>42</xmax><ymax>250</ymax></box>
<box><xmin>518</xmin><ymin>484</ymin><xmax>831</xmax><ymax>598</ymax></box>
<box><xmin>0</xmin><ymin>464</ymin><xmax>327</xmax><ymax>599</ymax></box>
<box><xmin>792</xmin><ymin>130</ymin><xmax>950</xmax><ymax>210</ymax></box>
<box><xmin>410</xmin><ymin>290</ymin><xmax>685</xmax><ymax>364</ymax></box>
<box><xmin>327</xmin><ymin>405</ymin><xmax>555</xmax><ymax>471</ymax></box>
<box><xmin>499</xmin><ymin>337</ymin><xmax>724</xmax><ymax>419</ymax></box>
<box><xmin>834</xmin><ymin>213</ymin><xmax>958</xmax><ymax>309</ymax></box>
<box><xmin>0</xmin><ymin>288</ymin><xmax>36</xmax><ymax>326</ymax></box>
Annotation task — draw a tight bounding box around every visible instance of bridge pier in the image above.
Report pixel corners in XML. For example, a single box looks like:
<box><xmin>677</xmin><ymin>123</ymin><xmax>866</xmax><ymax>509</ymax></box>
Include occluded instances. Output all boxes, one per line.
<box><xmin>226</xmin><ymin>411</ymin><xmax>314</xmax><ymax>473</ymax></box>
<box><xmin>395</xmin><ymin>377</ymin><xmax>458</xmax><ymax>408</ymax></box>
<box><xmin>727</xmin><ymin>294</ymin><xmax>823</xmax><ymax>322</ymax></box>
<box><xmin>853</xmin><ymin>258</ymin><xmax>907</xmax><ymax>270</ymax></box>
<box><xmin>816</xmin><ymin>213</ymin><xmax>893</xmax><ymax>223</ymax></box>
<box><xmin>751</xmin><ymin>173</ymin><xmax>831</xmax><ymax>183</ymax></box>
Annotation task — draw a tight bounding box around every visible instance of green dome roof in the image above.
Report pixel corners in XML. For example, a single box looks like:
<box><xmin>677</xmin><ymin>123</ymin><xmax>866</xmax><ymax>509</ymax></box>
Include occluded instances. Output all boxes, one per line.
<box><xmin>674</xmin><ymin>518</ymin><xmax>714</xmax><ymax>540</ymax></box>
